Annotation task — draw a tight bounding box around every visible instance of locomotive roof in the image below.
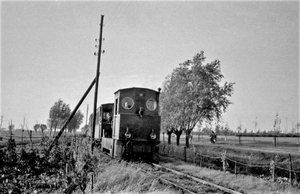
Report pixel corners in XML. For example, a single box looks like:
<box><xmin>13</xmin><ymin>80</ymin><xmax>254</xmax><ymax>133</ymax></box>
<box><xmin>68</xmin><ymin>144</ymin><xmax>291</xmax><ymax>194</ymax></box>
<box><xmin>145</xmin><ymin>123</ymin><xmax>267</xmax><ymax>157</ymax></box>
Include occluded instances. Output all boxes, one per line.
<box><xmin>114</xmin><ymin>87</ymin><xmax>159</xmax><ymax>94</ymax></box>
<box><xmin>101</xmin><ymin>103</ymin><xmax>114</xmax><ymax>106</ymax></box>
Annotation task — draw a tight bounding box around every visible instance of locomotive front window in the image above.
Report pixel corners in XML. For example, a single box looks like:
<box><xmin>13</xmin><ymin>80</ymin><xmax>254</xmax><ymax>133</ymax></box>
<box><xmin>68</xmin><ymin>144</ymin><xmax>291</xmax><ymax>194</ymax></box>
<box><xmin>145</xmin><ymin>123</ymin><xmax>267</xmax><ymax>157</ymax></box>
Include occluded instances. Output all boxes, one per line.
<box><xmin>121</xmin><ymin>97</ymin><xmax>134</xmax><ymax>109</ymax></box>
<box><xmin>146</xmin><ymin>98</ymin><xmax>157</xmax><ymax>111</ymax></box>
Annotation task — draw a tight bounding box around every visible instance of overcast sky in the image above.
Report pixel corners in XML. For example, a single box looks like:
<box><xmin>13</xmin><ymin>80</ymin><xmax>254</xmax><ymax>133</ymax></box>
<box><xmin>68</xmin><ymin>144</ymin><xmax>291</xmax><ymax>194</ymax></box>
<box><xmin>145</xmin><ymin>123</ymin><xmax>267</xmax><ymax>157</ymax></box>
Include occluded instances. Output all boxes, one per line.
<box><xmin>1</xmin><ymin>1</ymin><xmax>299</xmax><ymax>132</ymax></box>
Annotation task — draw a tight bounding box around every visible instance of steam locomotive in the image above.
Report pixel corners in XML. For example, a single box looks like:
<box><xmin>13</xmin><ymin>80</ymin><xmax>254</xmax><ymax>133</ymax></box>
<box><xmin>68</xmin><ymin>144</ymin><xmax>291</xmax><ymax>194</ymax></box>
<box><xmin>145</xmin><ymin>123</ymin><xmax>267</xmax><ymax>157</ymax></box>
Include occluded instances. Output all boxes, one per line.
<box><xmin>89</xmin><ymin>87</ymin><xmax>161</xmax><ymax>161</ymax></box>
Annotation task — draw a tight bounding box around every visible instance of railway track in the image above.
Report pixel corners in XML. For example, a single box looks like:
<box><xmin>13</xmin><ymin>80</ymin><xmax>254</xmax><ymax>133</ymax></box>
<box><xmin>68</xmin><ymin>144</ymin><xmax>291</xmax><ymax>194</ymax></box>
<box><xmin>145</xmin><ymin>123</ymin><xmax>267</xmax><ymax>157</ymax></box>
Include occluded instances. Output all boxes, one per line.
<box><xmin>140</xmin><ymin>163</ymin><xmax>243</xmax><ymax>194</ymax></box>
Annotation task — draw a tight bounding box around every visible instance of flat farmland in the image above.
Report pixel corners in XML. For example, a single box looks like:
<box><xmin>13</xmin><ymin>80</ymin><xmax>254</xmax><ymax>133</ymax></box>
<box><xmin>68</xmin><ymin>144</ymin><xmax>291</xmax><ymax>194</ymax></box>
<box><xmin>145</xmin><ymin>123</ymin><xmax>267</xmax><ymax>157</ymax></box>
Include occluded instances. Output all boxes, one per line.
<box><xmin>162</xmin><ymin>134</ymin><xmax>300</xmax><ymax>156</ymax></box>
<box><xmin>0</xmin><ymin>129</ymin><xmax>83</xmax><ymax>148</ymax></box>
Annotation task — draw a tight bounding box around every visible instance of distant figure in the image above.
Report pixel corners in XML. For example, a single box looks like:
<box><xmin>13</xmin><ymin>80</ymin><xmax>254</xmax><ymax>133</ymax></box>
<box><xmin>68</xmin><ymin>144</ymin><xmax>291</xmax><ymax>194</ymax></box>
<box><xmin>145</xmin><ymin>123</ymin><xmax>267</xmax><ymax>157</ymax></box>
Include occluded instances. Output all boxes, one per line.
<box><xmin>103</xmin><ymin>112</ymin><xmax>112</xmax><ymax>124</ymax></box>
<box><xmin>210</xmin><ymin>131</ymin><xmax>217</xmax><ymax>144</ymax></box>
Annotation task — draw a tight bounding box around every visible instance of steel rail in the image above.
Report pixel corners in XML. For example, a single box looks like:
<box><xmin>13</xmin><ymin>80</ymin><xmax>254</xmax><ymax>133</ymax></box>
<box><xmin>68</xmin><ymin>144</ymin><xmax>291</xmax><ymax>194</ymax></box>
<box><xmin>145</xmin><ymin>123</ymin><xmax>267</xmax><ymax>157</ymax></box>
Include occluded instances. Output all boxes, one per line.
<box><xmin>152</xmin><ymin>163</ymin><xmax>243</xmax><ymax>194</ymax></box>
<box><xmin>139</xmin><ymin>168</ymin><xmax>196</xmax><ymax>194</ymax></box>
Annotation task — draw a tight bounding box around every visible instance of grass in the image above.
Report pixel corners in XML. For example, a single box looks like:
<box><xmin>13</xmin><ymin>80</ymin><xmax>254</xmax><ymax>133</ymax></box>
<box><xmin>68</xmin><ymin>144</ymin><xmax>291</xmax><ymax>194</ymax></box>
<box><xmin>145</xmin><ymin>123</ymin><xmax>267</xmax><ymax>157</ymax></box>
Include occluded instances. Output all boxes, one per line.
<box><xmin>161</xmin><ymin>156</ymin><xmax>300</xmax><ymax>194</ymax></box>
<box><xmin>83</xmin><ymin>153</ymin><xmax>180</xmax><ymax>194</ymax></box>
<box><xmin>86</xmin><ymin>152</ymin><xmax>300</xmax><ymax>194</ymax></box>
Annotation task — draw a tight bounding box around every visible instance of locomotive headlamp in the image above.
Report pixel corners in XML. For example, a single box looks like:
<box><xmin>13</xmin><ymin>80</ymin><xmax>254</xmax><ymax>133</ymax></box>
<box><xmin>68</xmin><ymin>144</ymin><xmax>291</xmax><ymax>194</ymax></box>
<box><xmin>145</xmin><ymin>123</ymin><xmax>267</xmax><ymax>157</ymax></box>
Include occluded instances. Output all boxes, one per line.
<box><xmin>125</xmin><ymin>127</ymin><xmax>131</xmax><ymax>139</ymax></box>
<box><xmin>150</xmin><ymin>129</ymin><xmax>156</xmax><ymax>140</ymax></box>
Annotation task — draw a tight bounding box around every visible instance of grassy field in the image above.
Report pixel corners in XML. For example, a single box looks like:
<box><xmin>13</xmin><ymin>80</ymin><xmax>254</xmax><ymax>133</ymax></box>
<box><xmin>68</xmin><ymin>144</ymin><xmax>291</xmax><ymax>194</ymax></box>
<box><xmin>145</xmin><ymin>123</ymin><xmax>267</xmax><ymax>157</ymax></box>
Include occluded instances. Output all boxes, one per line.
<box><xmin>0</xmin><ymin>129</ymin><xmax>84</xmax><ymax>147</ymax></box>
<box><xmin>161</xmin><ymin>134</ymin><xmax>300</xmax><ymax>155</ymax></box>
<box><xmin>2</xmin><ymin>129</ymin><xmax>300</xmax><ymax>193</ymax></box>
<box><xmin>160</xmin><ymin>133</ymin><xmax>300</xmax><ymax>192</ymax></box>
<box><xmin>161</xmin><ymin>156</ymin><xmax>300</xmax><ymax>194</ymax></box>
<box><xmin>85</xmin><ymin>150</ymin><xmax>300</xmax><ymax>194</ymax></box>
<box><xmin>82</xmin><ymin>151</ymin><xmax>300</xmax><ymax>194</ymax></box>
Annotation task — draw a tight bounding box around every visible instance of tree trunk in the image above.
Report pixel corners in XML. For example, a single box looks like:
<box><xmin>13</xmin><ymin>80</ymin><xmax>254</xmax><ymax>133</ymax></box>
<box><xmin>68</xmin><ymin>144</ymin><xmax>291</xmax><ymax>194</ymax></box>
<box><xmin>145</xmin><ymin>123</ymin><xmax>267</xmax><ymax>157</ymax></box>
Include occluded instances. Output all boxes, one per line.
<box><xmin>185</xmin><ymin>133</ymin><xmax>190</xmax><ymax>148</ymax></box>
<box><xmin>185</xmin><ymin>129</ymin><xmax>192</xmax><ymax>148</ymax></box>
<box><xmin>167</xmin><ymin>130</ymin><xmax>172</xmax><ymax>144</ymax></box>
<box><xmin>173</xmin><ymin>129</ymin><xmax>183</xmax><ymax>146</ymax></box>
<box><xmin>167</xmin><ymin>134</ymin><xmax>171</xmax><ymax>144</ymax></box>
<box><xmin>176</xmin><ymin>134</ymin><xmax>181</xmax><ymax>146</ymax></box>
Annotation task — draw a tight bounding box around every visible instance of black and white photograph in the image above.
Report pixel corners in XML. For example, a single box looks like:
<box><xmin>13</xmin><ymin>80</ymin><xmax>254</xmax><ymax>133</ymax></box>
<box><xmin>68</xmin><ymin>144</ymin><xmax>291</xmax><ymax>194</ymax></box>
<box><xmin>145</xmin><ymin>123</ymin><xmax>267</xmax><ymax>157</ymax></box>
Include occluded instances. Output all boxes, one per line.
<box><xmin>1</xmin><ymin>1</ymin><xmax>299</xmax><ymax>193</ymax></box>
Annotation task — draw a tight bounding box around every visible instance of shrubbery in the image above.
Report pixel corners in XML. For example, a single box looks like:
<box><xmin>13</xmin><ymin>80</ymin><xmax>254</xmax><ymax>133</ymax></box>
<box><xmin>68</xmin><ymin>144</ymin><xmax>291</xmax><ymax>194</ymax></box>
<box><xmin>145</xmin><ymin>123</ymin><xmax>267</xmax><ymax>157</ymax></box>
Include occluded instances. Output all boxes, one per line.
<box><xmin>0</xmin><ymin>136</ymin><xmax>97</xmax><ymax>194</ymax></box>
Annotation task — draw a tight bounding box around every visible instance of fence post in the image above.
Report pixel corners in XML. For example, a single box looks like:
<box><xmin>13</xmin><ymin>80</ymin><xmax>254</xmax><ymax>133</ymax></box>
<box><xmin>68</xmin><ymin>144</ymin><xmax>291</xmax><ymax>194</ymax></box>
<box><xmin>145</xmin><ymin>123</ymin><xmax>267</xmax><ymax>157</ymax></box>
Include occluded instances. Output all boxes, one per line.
<box><xmin>270</xmin><ymin>154</ymin><xmax>278</xmax><ymax>182</ymax></box>
<box><xmin>289</xmin><ymin>154</ymin><xmax>293</xmax><ymax>185</ymax></box>
<box><xmin>21</xmin><ymin>128</ymin><xmax>24</xmax><ymax>151</ymax></box>
<box><xmin>221</xmin><ymin>151</ymin><xmax>227</xmax><ymax>172</ymax></box>
<box><xmin>29</xmin><ymin>130</ymin><xmax>33</xmax><ymax>149</ymax></box>
<box><xmin>199</xmin><ymin>152</ymin><xmax>202</xmax><ymax>167</ymax></box>
<box><xmin>193</xmin><ymin>145</ymin><xmax>196</xmax><ymax>165</ymax></box>
<box><xmin>235</xmin><ymin>161</ymin><xmax>237</xmax><ymax>178</ymax></box>
<box><xmin>184</xmin><ymin>146</ymin><xmax>187</xmax><ymax>162</ymax></box>
<box><xmin>248</xmin><ymin>152</ymin><xmax>253</xmax><ymax>174</ymax></box>
<box><xmin>270</xmin><ymin>159</ymin><xmax>275</xmax><ymax>182</ymax></box>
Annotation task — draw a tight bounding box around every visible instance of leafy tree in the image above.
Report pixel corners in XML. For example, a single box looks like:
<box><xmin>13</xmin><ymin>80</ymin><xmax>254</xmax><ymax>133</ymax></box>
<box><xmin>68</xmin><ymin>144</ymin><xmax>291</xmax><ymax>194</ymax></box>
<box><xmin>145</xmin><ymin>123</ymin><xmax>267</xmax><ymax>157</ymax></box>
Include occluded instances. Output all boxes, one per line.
<box><xmin>254</xmin><ymin>117</ymin><xmax>258</xmax><ymax>133</ymax></box>
<box><xmin>33</xmin><ymin>123</ymin><xmax>47</xmax><ymax>133</ymax></box>
<box><xmin>160</xmin><ymin>51</ymin><xmax>234</xmax><ymax>147</ymax></box>
<box><xmin>40</xmin><ymin>124</ymin><xmax>47</xmax><ymax>132</ymax></box>
<box><xmin>33</xmin><ymin>124</ymin><xmax>40</xmax><ymax>132</ymax></box>
<box><xmin>48</xmin><ymin>99</ymin><xmax>71</xmax><ymax>136</ymax></box>
<box><xmin>8</xmin><ymin>122</ymin><xmax>14</xmax><ymax>137</ymax></box>
<box><xmin>68</xmin><ymin>110</ymin><xmax>84</xmax><ymax>133</ymax></box>
<box><xmin>273</xmin><ymin>113</ymin><xmax>281</xmax><ymax>134</ymax></box>
<box><xmin>237</xmin><ymin>124</ymin><xmax>242</xmax><ymax>134</ymax></box>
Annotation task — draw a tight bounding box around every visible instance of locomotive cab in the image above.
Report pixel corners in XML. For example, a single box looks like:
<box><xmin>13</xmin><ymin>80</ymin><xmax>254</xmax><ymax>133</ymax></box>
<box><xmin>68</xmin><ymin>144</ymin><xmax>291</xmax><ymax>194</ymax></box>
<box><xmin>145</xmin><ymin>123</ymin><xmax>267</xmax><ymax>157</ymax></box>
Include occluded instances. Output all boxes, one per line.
<box><xmin>111</xmin><ymin>87</ymin><xmax>161</xmax><ymax>160</ymax></box>
<box><xmin>98</xmin><ymin>103</ymin><xmax>114</xmax><ymax>153</ymax></box>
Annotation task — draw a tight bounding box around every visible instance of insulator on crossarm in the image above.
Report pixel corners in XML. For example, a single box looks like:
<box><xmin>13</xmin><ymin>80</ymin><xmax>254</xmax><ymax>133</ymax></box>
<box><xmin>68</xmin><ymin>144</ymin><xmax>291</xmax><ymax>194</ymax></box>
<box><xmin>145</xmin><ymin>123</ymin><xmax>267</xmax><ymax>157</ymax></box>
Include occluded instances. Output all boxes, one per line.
<box><xmin>94</xmin><ymin>52</ymin><xmax>98</xmax><ymax>56</ymax></box>
<box><xmin>102</xmin><ymin>50</ymin><xmax>105</xmax><ymax>54</ymax></box>
<box><xmin>95</xmin><ymin>38</ymin><xmax>98</xmax><ymax>42</ymax></box>
<box><xmin>95</xmin><ymin>45</ymin><xmax>98</xmax><ymax>48</ymax></box>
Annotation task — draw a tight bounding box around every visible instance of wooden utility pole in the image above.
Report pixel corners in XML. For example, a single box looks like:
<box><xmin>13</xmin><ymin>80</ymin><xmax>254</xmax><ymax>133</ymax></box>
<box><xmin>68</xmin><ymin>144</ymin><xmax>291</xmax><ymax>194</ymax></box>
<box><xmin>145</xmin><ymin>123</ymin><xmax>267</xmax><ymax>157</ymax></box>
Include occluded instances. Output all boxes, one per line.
<box><xmin>85</xmin><ymin>104</ymin><xmax>89</xmax><ymax>133</ymax></box>
<box><xmin>91</xmin><ymin>15</ymin><xmax>104</xmax><ymax>153</ymax></box>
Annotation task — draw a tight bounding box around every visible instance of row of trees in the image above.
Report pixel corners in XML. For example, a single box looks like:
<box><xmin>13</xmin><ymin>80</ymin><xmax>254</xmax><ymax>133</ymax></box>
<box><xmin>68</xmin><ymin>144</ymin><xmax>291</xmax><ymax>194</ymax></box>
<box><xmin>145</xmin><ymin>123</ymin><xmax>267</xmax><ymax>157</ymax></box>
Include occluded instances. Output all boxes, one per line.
<box><xmin>29</xmin><ymin>99</ymin><xmax>85</xmax><ymax>136</ymax></box>
<box><xmin>160</xmin><ymin>51</ymin><xmax>235</xmax><ymax>147</ymax></box>
<box><xmin>47</xmin><ymin>99</ymin><xmax>84</xmax><ymax>135</ymax></box>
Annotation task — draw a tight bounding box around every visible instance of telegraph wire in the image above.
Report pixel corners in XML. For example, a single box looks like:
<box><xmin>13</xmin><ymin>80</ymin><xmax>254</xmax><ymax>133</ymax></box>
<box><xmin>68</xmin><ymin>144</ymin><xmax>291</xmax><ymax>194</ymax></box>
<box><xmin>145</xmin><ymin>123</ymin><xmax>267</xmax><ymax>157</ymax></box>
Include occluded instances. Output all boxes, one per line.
<box><xmin>104</xmin><ymin>1</ymin><xmax>133</xmax><ymax>40</ymax></box>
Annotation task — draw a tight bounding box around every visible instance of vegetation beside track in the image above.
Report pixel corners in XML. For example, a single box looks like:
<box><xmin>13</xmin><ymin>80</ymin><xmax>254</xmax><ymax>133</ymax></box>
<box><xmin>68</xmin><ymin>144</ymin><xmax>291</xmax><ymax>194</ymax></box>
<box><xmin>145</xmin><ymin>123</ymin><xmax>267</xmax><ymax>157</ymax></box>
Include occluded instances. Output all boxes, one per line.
<box><xmin>0</xmin><ymin>136</ymin><xmax>96</xmax><ymax>194</ymax></box>
<box><xmin>0</xmin><ymin>135</ymin><xmax>178</xmax><ymax>194</ymax></box>
<box><xmin>160</xmin><ymin>154</ymin><xmax>300</xmax><ymax>194</ymax></box>
<box><xmin>2</xmin><ymin>131</ymin><xmax>300</xmax><ymax>194</ymax></box>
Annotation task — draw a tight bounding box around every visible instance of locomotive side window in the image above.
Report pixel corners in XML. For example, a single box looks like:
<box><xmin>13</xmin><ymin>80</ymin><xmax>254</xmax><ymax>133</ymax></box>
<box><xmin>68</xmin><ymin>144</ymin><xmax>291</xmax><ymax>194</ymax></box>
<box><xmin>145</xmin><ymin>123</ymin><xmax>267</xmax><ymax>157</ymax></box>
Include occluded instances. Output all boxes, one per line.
<box><xmin>121</xmin><ymin>97</ymin><xmax>134</xmax><ymax>109</ymax></box>
<box><xmin>146</xmin><ymin>98</ymin><xmax>157</xmax><ymax>111</ymax></box>
<box><xmin>115</xmin><ymin>98</ymin><xmax>119</xmax><ymax>114</ymax></box>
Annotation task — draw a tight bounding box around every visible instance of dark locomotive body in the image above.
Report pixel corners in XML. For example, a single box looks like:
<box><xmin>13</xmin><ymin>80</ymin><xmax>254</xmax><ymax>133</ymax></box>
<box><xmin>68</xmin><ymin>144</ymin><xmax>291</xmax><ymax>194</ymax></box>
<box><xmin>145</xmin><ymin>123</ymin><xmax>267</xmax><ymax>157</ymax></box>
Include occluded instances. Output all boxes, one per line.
<box><xmin>91</xmin><ymin>87</ymin><xmax>161</xmax><ymax>161</ymax></box>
